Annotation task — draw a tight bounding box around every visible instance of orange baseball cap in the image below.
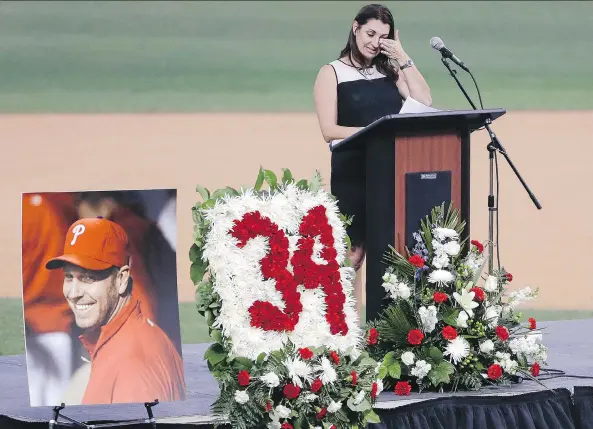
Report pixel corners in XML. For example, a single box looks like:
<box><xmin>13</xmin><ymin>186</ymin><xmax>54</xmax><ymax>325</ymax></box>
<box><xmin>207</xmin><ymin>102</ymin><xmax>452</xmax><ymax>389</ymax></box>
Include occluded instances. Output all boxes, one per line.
<box><xmin>46</xmin><ymin>217</ymin><xmax>130</xmax><ymax>271</ymax></box>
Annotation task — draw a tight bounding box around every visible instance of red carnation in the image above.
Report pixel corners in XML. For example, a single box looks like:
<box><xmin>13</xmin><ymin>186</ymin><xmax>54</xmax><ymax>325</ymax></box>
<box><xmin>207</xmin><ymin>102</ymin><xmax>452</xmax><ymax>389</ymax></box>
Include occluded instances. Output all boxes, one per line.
<box><xmin>238</xmin><ymin>370</ymin><xmax>250</xmax><ymax>387</ymax></box>
<box><xmin>496</xmin><ymin>326</ymin><xmax>509</xmax><ymax>341</ymax></box>
<box><xmin>528</xmin><ymin>317</ymin><xmax>536</xmax><ymax>330</ymax></box>
<box><xmin>316</xmin><ymin>408</ymin><xmax>327</xmax><ymax>420</ymax></box>
<box><xmin>330</xmin><ymin>426</ymin><xmax>336</xmax><ymax>429</ymax></box>
<box><xmin>351</xmin><ymin>371</ymin><xmax>358</xmax><ymax>385</ymax></box>
<box><xmin>531</xmin><ymin>362</ymin><xmax>541</xmax><ymax>377</ymax></box>
<box><xmin>371</xmin><ymin>382</ymin><xmax>378</xmax><ymax>399</ymax></box>
<box><xmin>283</xmin><ymin>383</ymin><xmax>301</xmax><ymax>399</ymax></box>
<box><xmin>408</xmin><ymin>254</ymin><xmax>425</xmax><ymax>268</ymax></box>
<box><xmin>470</xmin><ymin>287</ymin><xmax>485</xmax><ymax>302</ymax></box>
<box><xmin>433</xmin><ymin>291</ymin><xmax>448</xmax><ymax>303</ymax></box>
<box><xmin>488</xmin><ymin>363</ymin><xmax>503</xmax><ymax>380</ymax></box>
<box><xmin>311</xmin><ymin>378</ymin><xmax>323</xmax><ymax>393</ymax></box>
<box><xmin>298</xmin><ymin>347</ymin><xmax>313</xmax><ymax>360</ymax></box>
<box><xmin>330</xmin><ymin>350</ymin><xmax>340</xmax><ymax>365</ymax></box>
<box><xmin>442</xmin><ymin>326</ymin><xmax>458</xmax><ymax>340</ymax></box>
<box><xmin>471</xmin><ymin>240</ymin><xmax>484</xmax><ymax>253</ymax></box>
<box><xmin>281</xmin><ymin>424</ymin><xmax>293</xmax><ymax>429</ymax></box>
<box><xmin>395</xmin><ymin>381</ymin><xmax>411</xmax><ymax>396</ymax></box>
<box><xmin>505</xmin><ymin>273</ymin><xmax>513</xmax><ymax>282</ymax></box>
<box><xmin>367</xmin><ymin>327</ymin><xmax>379</xmax><ymax>345</ymax></box>
<box><xmin>407</xmin><ymin>329</ymin><xmax>424</xmax><ymax>345</ymax></box>
<box><xmin>265</xmin><ymin>401</ymin><xmax>272</xmax><ymax>412</ymax></box>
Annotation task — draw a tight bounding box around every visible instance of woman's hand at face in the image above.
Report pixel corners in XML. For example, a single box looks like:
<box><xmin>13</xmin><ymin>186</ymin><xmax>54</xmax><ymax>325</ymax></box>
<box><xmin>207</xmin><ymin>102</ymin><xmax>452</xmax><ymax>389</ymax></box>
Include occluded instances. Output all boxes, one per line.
<box><xmin>379</xmin><ymin>30</ymin><xmax>409</xmax><ymax>65</ymax></box>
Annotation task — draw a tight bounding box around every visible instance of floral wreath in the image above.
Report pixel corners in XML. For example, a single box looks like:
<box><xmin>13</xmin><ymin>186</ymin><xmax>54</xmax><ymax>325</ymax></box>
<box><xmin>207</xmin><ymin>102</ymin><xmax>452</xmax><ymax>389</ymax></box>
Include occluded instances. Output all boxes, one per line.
<box><xmin>191</xmin><ymin>168</ymin><xmax>383</xmax><ymax>429</ymax></box>
<box><xmin>366</xmin><ymin>203</ymin><xmax>548</xmax><ymax>395</ymax></box>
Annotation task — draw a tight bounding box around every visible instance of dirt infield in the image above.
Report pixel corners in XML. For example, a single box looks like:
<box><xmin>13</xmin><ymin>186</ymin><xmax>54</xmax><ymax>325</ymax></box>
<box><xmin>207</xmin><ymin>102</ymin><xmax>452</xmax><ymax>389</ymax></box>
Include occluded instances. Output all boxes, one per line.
<box><xmin>1</xmin><ymin>111</ymin><xmax>591</xmax><ymax>310</ymax></box>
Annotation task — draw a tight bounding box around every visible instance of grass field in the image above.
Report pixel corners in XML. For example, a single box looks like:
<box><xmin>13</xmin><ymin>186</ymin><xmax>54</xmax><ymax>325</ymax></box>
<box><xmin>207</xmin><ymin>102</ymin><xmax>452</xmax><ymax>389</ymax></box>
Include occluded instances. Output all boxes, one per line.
<box><xmin>2</xmin><ymin>298</ymin><xmax>592</xmax><ymax>356</ymax></box>
<box><xmin>0</xmin><ymin>1</ymin><xmax>592</xmax><ymax>112</ymax></box>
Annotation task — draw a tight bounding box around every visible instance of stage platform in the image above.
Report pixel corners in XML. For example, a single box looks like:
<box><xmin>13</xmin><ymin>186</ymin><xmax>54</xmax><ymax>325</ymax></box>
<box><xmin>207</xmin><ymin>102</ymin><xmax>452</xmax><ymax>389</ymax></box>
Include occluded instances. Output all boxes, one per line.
<box><xmin>1</xmin><ymin>319</ymin><xmax>592</xmax><ymax>428</ymax></box>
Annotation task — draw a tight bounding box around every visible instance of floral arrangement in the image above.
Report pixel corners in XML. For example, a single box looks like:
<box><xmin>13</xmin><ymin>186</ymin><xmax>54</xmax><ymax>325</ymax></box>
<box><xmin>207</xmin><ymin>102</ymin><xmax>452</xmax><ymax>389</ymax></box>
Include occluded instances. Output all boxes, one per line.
<box><xmin>190</xmin><ymin>168</ymin><xmax>382</xmax><ymax>429</ymax></box>
<box><xmin>366</xmin><ymin>203</ymin><xmax>547</xmax><ymax>394</ymax></box>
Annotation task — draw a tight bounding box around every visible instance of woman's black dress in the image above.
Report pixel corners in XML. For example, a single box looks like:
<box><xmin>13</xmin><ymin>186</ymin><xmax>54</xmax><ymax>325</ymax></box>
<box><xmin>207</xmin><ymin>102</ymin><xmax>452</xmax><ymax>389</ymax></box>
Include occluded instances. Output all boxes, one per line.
<box><xmin>329</xmin><ymin>59</ymin><xmax>404</xmax><ymax>248</ymax></box>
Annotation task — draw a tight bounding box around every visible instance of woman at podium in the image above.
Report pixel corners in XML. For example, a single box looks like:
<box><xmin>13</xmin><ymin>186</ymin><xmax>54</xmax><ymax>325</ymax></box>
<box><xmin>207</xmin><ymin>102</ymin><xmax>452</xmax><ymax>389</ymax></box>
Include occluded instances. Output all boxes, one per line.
<box><xmin>313</xmin><ymin>3</ymin><xmax>432</xmax><ymax>317</ymax></box>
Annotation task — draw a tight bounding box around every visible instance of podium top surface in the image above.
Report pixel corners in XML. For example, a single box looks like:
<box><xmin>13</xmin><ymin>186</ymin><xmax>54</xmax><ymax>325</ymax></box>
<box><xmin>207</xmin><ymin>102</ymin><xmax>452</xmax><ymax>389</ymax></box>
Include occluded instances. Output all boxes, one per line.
<box><xmin>330</xmin><ymin>108</ymin><xmax>506</xmax><ymax>152</ymax></box>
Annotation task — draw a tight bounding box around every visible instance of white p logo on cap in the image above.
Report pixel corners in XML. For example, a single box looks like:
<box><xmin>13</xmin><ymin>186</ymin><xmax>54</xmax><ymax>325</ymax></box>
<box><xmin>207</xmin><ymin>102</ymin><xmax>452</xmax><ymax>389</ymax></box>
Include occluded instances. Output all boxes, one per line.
<box><xmin>70</xmin><ymin>224</ymin><xmax>86</xmax><ymax>246</ymax></box>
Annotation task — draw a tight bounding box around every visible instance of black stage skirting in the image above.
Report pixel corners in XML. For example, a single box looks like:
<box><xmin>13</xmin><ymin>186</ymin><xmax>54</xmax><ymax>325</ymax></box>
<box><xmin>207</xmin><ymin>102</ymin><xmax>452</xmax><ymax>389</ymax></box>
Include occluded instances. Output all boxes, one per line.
<box><xmin>1</xmin><ymin>319</ymin><xmax>592</xmax><ymax>429</ymax></box>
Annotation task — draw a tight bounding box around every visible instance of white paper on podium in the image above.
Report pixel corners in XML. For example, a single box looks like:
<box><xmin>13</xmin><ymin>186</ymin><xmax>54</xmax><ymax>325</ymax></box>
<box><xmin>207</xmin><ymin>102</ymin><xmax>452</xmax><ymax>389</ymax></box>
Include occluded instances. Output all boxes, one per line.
<box><xmin>399</xmin><ymin>97</ymin><xmax>442</xmax><ymax>114</ymax></box>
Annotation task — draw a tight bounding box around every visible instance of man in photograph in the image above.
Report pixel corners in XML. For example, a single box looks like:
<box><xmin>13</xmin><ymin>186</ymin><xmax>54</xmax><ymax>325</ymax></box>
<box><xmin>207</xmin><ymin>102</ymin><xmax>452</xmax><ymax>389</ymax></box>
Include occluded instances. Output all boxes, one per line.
<box><xmin>45</xmin><ymin>217</ymin><xmax>186</xmax><ymax>405</ymax></box>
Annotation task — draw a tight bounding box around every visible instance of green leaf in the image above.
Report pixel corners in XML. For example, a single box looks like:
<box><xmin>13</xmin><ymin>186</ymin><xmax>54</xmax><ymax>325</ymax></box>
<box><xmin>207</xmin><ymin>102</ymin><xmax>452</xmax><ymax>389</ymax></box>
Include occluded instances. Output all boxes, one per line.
<box><xmin>224</xmin><ymin>186</ymin><xmax>240</xmax><ymax>197</ymax></box>
<box><xmin>364</xmin><ymin>410</ymin><xmax>381</xmax><ymax>424</ymax></box>
<box><xmin>442</xmin><ymin>309</ymin><xmax>460</xmax><ymax>327</ymax></box>
<box><xmin>281</xmin><ymin>168</ymin><xmax>293</xmax><ymax>184</ymax></box>
<box><xmin>202</xmin><ymin>198</ymin><xmax>217</xmax><ymax>209</ymax></box>
<box><xmin>204</xmin><ymin>343</ymin><xmax>226</xmax><ymax>366</ymax></box>
<box><xmin>295</xmin><ymin>179</ymin><xmax>308</xmax><ymax>190</ymax></box>
<box><xmin>347</xmin><ymin>397</ymin><xmax>371</xmax><ymax>412</ymax></box>
<box><xmin>190</xmin><ymin>261</ymin><xmax>206</xmax><ymax>285</ymax></box>
<box><xmin>428</xmin><ymin>361</ymin><xmax>455</xmax><ymax>387</ymax></box>
<box><xmin>256</xmin><ymin>352</ymin><xmax>267</xmax><ymax>364</ymax></box>
<box><xmin>211</xmin><ymin>188</ymin><xmax>232</xmax><ymax>200</ymax></box>
<box><xmin>378</xmin><ymin>365</ymin><xmax>388</xmax><ymax>379</ymax></box>
<box><xmin>205</xmin><ymin>309</ymin><xmax>215</xmax><ymax>325</ymax></box>
<box><xmin>211</xmin><ymin>329</ymin><xmax>223</xmax><ymax>343</ymax></box>
<box><xmin>195</xmin><ymin>184</ymin><xmax>210</xmax><ymax>201</ymax></box>
<box><xmin>388</xmin><ymin>360</ymin><xmax>401</xmax><ymax>379</ymax></box>
<box><xmin>263</xmin><ymin>169</ymin><xmax>278</xmax><ymax>189</ymax></box>
<box><xmin>231</xmin><ymin>357</ymin><xmax>253</xmax><ymax>370</ymax></box>
<box><xmin>254</xmin><ymin>166</ymin><xmax>265</xmax><ymax>191</ymax></box>
<box><xmin>309</xmin><ymin>170</ymin><xmax>324</xmax><ymax>192</ymax></box>
<box><xmin>428</xmin><ymin>346</ymin><xmax>444</xmax><ymax>364</ymax></box>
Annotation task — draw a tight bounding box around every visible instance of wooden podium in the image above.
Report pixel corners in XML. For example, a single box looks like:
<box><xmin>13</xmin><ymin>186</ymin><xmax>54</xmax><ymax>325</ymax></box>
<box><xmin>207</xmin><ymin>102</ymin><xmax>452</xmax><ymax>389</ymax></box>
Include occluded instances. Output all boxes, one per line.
<box><xmin>330</xmin><ymin>108</ymin><xmax>506</xmax><ymax>322</ymax></box>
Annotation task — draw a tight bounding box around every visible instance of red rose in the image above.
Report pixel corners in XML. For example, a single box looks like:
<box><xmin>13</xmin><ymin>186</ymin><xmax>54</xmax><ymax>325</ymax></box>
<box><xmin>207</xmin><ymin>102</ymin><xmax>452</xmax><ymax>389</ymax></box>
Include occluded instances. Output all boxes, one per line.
<box><xmin>330</xmin><ymin>350</ymin><xmax>340</xmax><ymax>365</ymax></box>
<box><xmin>351</xmin><ymin>371</ymin><xmax>358</xmax><ymax>385</ymax></box>
<box><xmin>265</xmin><ymin>401</ymin><xmax>272</xmax><ymax>412</ymax></box>
<box><xmin>471</xmin><ymin>240</ymin><xmax>484</xmax><ymax>253</ymax></box>
<box><xmin>442</xmin><ymin>326</ymin><xmax>458</xmax><ymax>340</ymax></box>
<box><xmin>496</xmin><ymin>326</ymin><xmax>509</xmax><ymax>341</ymax></box>
<box><xmin>298</xmin><ymin>347</ymin><xmax>313</xmax><ymax>360</ymax></box>
<box><xmin>433</xmin><ymin>291</ymin><xmax>448</xmax><ymax>303</ymax></box>
<box><xmin>408</xmin><ymin>255</ymin><xmax>425</xmax><ymax>268</ymax></box>
<box><xmin>528</xmin><ymin>318</ymin><xmax>536</xmax><ymax>330</ymax></box>
<box><xmin>283</xmin><ymin>383</ymin><xmax>301</xmax><ymax>399</ymax></box>
<box><xmin>238</xmin><ymin>370</ymin><xmax>250</xmax><ymax>387</ymax></box>
<box><xmin>371</xmin><ymin>382</ymin><xmax>378</xmax><ymax>399</ymax></box>
<box><xmin>367</xmin><ymin>328</ymin><xmax>379</xmax><ymax>345</ymax></box>
<box><xmin>281</xmin><ymin>424</ymin><xmax>293</xmax><ymax>429</ymax></box>
<box><xmin>505</xmin><ymin>273</ymin><xmax>513</xmax><ymax>282</ymax></box>
<box><xmin>470</xmin><ymin>287</ymin><xmax>485</xmax><ymax>302</ymax></box>
<box><xmin>316</xmin><ymin>408</ymin><xmax>327</xmax><ymax>420</ymax></box>
<box><xmin>311</xmin><ymin>378</ymin><xmax>323</xmax><ymax>393</ymax></box>
<box><xmin>531</xmin><ymin>362</ymin><xmax>540</xmax><ymax>377</ymax></box>
<box><xmin>395</xmin><ymin>381</ymin><xmax>411</xmax><ymax>396</ymax></box>
<box><xmin>488</xmin><ymin>364</ymin><xmax>503</xmax><ymax>380</ymax></box>
<box><xmin>407</xmin><ymin>329</ymin><xmax>424</xmax><ymax>345</ymax></box>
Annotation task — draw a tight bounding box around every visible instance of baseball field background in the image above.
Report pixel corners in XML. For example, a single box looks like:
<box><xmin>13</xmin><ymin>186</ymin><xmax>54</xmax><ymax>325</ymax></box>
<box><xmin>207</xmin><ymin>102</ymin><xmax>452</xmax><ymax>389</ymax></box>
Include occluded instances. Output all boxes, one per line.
<box><xmin>1</xmin><ymin>1</ymin><xmax>592</xmax><ymax>355</ymax></box>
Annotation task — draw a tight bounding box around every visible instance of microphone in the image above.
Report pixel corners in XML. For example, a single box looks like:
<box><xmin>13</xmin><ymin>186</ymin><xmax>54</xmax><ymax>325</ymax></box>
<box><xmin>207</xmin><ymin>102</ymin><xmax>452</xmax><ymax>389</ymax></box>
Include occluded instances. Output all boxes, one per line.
<box><xmin>430</xmin><ymin>37</ymin><xmax>470</xmax><ymax>72</ymax></box>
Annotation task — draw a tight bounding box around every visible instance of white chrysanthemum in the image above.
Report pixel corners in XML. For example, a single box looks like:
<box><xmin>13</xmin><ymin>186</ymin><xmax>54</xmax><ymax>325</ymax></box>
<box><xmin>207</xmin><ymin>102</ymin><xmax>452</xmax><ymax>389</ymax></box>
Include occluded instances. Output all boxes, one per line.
<box><xmin>401</xmin><ymin>351</ymin><xmax>415</xmax><ymax>366</ymax></box>
<box><xmin>484</xmin><ymin>275</ymin><xmax>498</xmax><ymax>292</ymax></box>
<box><xmin>274</xmin><ymin>405</ymin><xmax>291</xmax><ymax>419</ymax></box>
<box><xmin>267</xmin><ymin>422</ymin><xmax>281</xmax><ymax>429</ymax></box>
<box><xmin>443</xmin><ymin>241</ymin><xmax>461</xmax><ymax>256</ymax></box>
<box><xmin>453</xmin><ymin>289</ymin><xmax>479</xmax><ymax>318</ymax></box>
<box><xmin>432</xmin><ymin>253</ymin><xmax>450</xmax><ymax>269</ymax></box>
<box><xmin>428</xmin><ymin>269</ymin><xmax>455</xmax><ymax>285</ymax></box>
<box><xmin>234</xmin><ymin>390</ymin><xmax>249</xmax><ymax>404</ymax></box>
<box><xmin>484</xmin><ymin>304</ymin><xmax>502</xmax><ymax>328</ymax></box>
<box><xmin>284</xmin><ymin>357</ymin><xmax>312</xmax><ymax>387</ymax></box>
<box><xmin>410</xmin><ymin>360</ymin><xmax>432</xmax><ymax>380</ymax></box>
<box><xmin>479</xmin><ymin>340</ymin><xmax>494</xmax><ymax>354</ymax></box>
<box><xmin>419</xmin><ymin>305</ymin><xmax>438</xmax><ymax>333</ymax></box>
<box><xmin>495</xmin><ymin>352</ymin><xmax>519</xmax><ymax>375</ymax></box>
<box><xmin>260</xmin><ymin>372</ymin><xmax>280</xmax><ymax>388</ymax></box>
<box><xmin>456</xmin><ymin>310</ymin><xmax>469</xmax><ymax>328</ymax></box>
<box><xmin>314</xmin><ymin>357</ymin><xmax>337</xmax><ymax>384</ymax></box>
<box><xmin>509</xmin><ymin>336</ymin><xmax>548</xmax><ymax>363</ymax></box>
<box><xmin>328</xmin><ymin>400</ymin><xmax>343</xmax><ymax>412</ymax></box>
<box><xmin>444</xmin><ymin>337</ymin><xmax>470</xmax><ymax>364</ymax></box>
<box><xmin>352</xmin><ymin>390</ymin><xmax>366</xmax><ymax>405</ymax></box>
<box><xmin>433</xmin><ymin>227</ymin><xmax>459</xmax><ymax>241</ymax></box>
<box><xmin>396</xmin><ymin>282</ymin><xmax>411</xmax><ymax>299</ymax></box>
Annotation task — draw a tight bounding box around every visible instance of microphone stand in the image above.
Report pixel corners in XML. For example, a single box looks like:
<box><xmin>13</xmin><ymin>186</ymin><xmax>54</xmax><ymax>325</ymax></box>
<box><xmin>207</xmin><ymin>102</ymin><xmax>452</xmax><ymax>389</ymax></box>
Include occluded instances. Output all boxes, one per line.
<box><xmin>439</xmin><ymin>57</ymin><xmax>542</xmax><ymax>275</ymax></box>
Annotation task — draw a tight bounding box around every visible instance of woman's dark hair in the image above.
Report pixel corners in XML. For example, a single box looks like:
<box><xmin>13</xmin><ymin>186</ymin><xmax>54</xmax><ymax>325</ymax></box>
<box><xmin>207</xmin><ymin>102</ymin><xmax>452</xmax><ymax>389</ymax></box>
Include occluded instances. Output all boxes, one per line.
<box><xmin>339</xmin><ymin>4</ymin><xmax>398</xmax><ymax>81</ymax></box>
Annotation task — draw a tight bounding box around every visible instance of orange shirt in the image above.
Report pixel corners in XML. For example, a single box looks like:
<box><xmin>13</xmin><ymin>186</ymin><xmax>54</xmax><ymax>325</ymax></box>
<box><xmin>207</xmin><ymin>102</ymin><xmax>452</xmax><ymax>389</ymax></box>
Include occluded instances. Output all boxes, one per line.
<box><xmin>80</xmin><ymin>296</ymin><xmax>186</xmax><ymax>405</ymax></box>
<box><xmin>22</xmin><ymin>194</ymin><xmax>73</xmax><ymax>334</ymax></box>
